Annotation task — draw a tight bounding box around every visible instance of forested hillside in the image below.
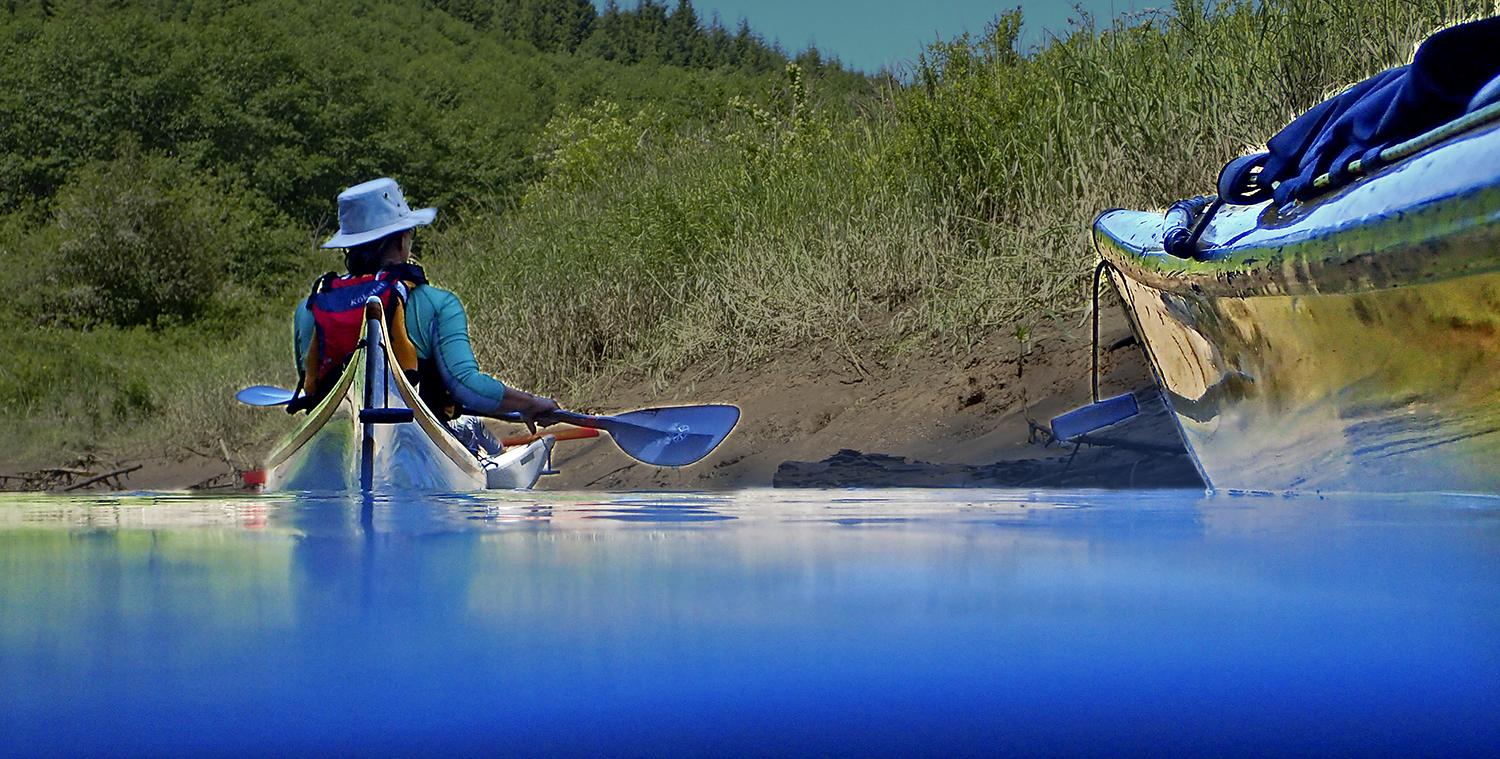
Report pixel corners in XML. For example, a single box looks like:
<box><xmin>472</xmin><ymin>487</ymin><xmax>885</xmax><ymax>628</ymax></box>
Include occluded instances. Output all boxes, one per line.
<box><xmin>432</xmin><ymin>0</ymin><xmax>805</xmax><ymax>70</ymax></box>
<box><xmin>0</xmin><ymin>0</ymin><xmax>861</xmax><ymax>463</ymax></box>
<box><xmin>0</xmin><ymin>0</ymin><xmax>1489</xmax><ymax>475</ymax></box>
<box><xmin>1</xmin><ymin>0</ymin><xmax>854</xmax><ymax>225</ymax></box>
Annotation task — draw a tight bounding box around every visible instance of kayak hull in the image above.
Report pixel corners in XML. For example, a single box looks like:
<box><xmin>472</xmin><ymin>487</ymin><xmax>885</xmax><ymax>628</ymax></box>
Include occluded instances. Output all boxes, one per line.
<box><xmin>1104</xmin><ymin>265</ymin><xmax>1500</xmax><ymax>494</ymax></box>
<box><xmin>1095</xmin><ymin>120</ymin><xmax>1500</xmax><ymax>494</ymax></box>
<box><xmin>263</xmin><ymin>306</ymin><xmax>550</xmax><ymax>493</ymax></box>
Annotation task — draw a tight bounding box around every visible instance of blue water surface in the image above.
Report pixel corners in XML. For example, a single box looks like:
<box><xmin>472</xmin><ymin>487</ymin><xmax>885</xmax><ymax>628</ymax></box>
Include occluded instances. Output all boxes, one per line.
<box><xmin>1</xmin><ymin>488</ymin><xmax>1497</xmax><ymax>756</ymax></box>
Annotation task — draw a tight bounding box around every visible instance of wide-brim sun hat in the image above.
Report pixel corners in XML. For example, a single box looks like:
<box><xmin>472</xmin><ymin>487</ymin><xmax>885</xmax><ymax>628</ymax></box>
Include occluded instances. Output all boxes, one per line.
<box><xmin>321</xmin><ymin>177</ymin><xmax>437</xmax><ymax>248</ymax></box>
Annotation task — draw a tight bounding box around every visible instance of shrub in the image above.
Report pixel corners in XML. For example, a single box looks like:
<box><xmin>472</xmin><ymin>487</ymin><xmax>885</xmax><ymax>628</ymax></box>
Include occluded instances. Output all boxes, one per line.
<box><xmin>533</xmin><ymin>99</ymin><xmax>659</xmax><ymax>195</ymax></box>
<box><xmin>50</xmin><ymin>144</ymin><xmax>303</xmax><ymax>329</ymax></box>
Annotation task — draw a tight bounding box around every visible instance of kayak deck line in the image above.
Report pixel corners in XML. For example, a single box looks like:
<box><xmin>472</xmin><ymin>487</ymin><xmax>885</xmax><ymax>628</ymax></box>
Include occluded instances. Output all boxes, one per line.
<box><xmin>1313</xmin><ymin>98</ymin><xmax>1500</xmax><ymax>193</ymax></box>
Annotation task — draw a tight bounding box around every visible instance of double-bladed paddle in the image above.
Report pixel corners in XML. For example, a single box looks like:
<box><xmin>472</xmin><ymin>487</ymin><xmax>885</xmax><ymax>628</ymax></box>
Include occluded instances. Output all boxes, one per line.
<box><xmin>236</xmin><ymin>385</ymin><xmax>298</xmax><ymax>406</ymax></box>
<box><xmin>234</xmin><ymin>386</ymin><xmax>739</xmax><ymax>467</ymax></box>
<box><xmin>543</xmin><ymin>407</ymin><xmax>740</xmax><ymax>468</ymax></box>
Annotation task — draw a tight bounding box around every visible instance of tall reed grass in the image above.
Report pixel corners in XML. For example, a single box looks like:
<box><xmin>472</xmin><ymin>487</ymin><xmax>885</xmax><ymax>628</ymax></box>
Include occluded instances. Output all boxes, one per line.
<box><xmin>431</xmin><ymin>0</ymin><xmax>1491</xmax><ymax>398</ymax></box>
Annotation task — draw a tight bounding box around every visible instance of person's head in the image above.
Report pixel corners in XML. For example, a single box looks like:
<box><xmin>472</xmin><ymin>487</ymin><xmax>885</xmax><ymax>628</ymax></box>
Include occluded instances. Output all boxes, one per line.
<box><xmin>344</xmin><ymin>230</ymin><xmax>412</xmax><ymax>275</ymax></box>
<box><xmin>321</xmin><ymin>177</ymin><xmax>436</xmax><ymax>270</ymax></box>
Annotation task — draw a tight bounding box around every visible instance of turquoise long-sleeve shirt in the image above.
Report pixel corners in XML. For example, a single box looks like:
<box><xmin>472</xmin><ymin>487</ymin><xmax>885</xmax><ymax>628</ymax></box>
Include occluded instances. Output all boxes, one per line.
<box><xmin>293</xmin><ymin>283</ymin><xmax>508</xmax><ymax>414</ymax></box>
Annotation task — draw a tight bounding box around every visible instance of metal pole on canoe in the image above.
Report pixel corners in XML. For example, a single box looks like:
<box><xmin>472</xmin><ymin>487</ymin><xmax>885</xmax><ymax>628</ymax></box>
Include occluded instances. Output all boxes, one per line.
<box><xmin>361</xmin><ymin>299</ymin><xmax>382</xmax><ymax>492</ymax></box>
<box><xmin>357</xmin><ymin>297</ymin><xmax>415</xmax><ymax>492</ymax></box>
<box><xmin>1048</xmin><ymin>262</ymin><xmax>1139</xmax><ymax>442</ymax></box>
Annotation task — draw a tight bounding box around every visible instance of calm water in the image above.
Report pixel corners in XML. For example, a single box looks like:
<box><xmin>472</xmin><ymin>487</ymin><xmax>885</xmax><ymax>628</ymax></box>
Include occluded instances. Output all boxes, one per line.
<box><xmin>1</xmin><ymin>488</ymin><xmax>1497</xmax><ymax>755</ymax></box>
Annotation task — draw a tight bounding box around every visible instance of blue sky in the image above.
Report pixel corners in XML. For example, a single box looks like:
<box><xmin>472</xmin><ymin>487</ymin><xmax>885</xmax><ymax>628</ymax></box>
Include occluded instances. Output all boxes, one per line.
<box><xmin>596</xmin><ymin>1</ymin><xmax>1148</xmax><ymax>73</ymax></box>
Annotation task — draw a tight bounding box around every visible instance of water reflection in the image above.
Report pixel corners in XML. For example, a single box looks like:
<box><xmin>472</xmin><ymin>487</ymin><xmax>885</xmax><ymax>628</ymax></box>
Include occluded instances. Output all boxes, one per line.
<box><xmin>1</xmin><ymin>489</ymin><xmax>1497</xmax><ymax>755</ymax></box>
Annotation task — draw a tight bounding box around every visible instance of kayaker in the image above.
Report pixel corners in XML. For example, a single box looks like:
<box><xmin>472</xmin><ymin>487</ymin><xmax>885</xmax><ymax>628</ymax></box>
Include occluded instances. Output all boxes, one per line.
<box><xmin>290</xmin><ymin>177</ymin><xmax>557</xmax><ymax>454</ymax></box>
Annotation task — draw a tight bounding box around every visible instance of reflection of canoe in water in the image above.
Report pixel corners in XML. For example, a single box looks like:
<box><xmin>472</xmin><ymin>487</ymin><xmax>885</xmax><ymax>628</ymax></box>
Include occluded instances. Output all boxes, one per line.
<box><xmin>264</xmin><ymin>300</ymin><xmax>552</xmax><ymax>493</ymax></box>
<box><xmin>1094</xmin><ymin>106</ymin><xmax>1500</xmax><ymax>494</ymax></box>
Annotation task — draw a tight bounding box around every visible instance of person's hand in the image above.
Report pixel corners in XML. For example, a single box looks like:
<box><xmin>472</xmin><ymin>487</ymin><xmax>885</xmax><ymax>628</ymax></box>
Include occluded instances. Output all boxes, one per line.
<box><xmin>501</xmin><ymin>389</ymin><xmax>561</xmax><ymax>433</ymax></box>
<box><xmin>528</xmin><ymin>395</ymin><xmax>560</xmax><ymax>429</ymax></box>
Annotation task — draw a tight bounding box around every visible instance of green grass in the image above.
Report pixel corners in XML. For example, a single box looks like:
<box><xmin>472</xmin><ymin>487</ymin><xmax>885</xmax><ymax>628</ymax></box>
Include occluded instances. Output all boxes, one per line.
<box><xmin>0</xmin><ymin>319</ymin><xmax>290</xmax><ymax>467</ymax></box>
<box><xmin>1</xmin><ymin>0</ymin><xmax>1492</xmax><ymax>470</ymax></box>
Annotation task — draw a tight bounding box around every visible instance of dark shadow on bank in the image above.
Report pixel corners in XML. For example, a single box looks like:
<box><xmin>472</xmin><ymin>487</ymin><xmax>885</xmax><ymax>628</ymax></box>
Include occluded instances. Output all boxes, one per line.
<box><xmin>773</xmin><ymin>388</ymin><xmax>1205</xmax><ymax>489</ymax></box>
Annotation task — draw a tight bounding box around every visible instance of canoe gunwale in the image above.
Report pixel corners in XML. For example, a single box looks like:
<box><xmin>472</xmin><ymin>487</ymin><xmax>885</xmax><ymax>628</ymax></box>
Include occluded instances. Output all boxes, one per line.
<box><xmin>1097</xmin><ymin>220</ymin><xmax>1500</xmax><ymax>300</ymax></box>
<box><xmin>1094</xmin><ymin>119</ymin><xmax>1500</xmax><ymax>299</ymax></box>
<box><xmin>264</xmin><ymin>345</ymin><xmax>360</xmax><ymax>472</ymax></box>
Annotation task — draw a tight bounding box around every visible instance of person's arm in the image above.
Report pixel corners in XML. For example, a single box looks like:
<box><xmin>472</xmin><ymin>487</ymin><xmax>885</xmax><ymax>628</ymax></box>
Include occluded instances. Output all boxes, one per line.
<box><xmin>498</xmin><ymin>387</ymin><xmax>560</xmax><ymax>426</ymax></box>
<box><xmin>420</xmin><ymin>289</ymin><xmax>558</xmax><ymax>422</ymax></box>
<box><xmin>293</xmin><ymin>299</ymin><xmax>315</xmax><ymax>377</ymax></box>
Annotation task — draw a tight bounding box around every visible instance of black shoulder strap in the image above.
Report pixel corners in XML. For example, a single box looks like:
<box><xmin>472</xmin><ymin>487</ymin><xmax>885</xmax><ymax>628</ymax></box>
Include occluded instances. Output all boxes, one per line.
<box><xmin>290</xmin><ymin>272</ymin><xmax>339</xmax><ymax>412</ymax></box>
<box><xmin>305</xmin><ymin>271</ymin><xmax>338</xmax><ymax>309</ymax></box>
<box><xmin>382</xmin><ymin>262</ymin><xmax>429</xmax><ymax>287</ymax></box>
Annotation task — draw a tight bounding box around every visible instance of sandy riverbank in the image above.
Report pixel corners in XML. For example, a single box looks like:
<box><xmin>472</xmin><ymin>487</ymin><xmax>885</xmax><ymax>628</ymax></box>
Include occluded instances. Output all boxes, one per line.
<box><xmin>0</xmin><ymin>303</ymin><xmax>1198</xmax><ymax>493</ymax></box>
<box><xmin>542</xmin><ymin>305</ymin><xmax>1199</xmax><ymax>490</ymax></box>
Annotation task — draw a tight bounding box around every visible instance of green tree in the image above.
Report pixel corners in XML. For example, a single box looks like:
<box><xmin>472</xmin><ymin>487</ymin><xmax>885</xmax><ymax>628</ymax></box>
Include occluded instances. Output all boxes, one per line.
<box><xmin>579</xmin><ymin>0</ymin><xmax>624</xmax><ymax>60</ymax></box>
<box><xmin>704</xmin><ymin>13</ymin><xmax>731</xmax><ymax>67</ymax></box>
<box><xmin>635</xmin><ymin>0</ymin><xmax>669</xmax><ymax>63</ymax></box>
<box><xmin>50</xmin><ymin>146</ymin><xmax>294</xmax><ymax>328</ymax></box>
<box><xmin>665</xmin><ymin>0</ymin><xmax>700</xmax><ymax>66</ymax></box>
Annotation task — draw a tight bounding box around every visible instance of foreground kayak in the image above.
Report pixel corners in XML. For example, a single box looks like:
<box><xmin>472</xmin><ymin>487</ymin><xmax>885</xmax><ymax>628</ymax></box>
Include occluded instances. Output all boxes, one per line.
<box><xmin>1093</xmin><ymin>106</ymin><xmax>1500</xmax><ymax>494</ymax></box>
<box><xmin>263</xmin><ymin>299</ymin><xmax>552</xmax><ymax>493</ymax></box>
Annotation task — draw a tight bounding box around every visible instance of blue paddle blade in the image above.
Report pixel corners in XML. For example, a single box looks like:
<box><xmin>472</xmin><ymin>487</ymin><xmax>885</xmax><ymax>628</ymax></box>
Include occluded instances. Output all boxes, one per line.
<box><xmin>1050</xmin><ymin>393</ymin><xmax>1139</xmax><ymax>441</ymax></box>
<box><xmin>236</xmin><ymin>385</ymin><xmax>296</xmax><ymax>407</ymax></box>
<box><xmin>574</xmin><ymin>405</ymin><xmax>741</xmax><ymax>467</ymax></box>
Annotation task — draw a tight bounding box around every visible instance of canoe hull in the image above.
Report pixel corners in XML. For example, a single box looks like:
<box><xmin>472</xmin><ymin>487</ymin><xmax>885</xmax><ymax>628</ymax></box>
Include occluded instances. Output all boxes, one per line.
<box><xmin>1108</xmin><ymin>267</ymin><xmax>1500</xmax><ymax>493</ymax></box>
<box><xmin>263</xmin><ymin>306</ymin><xmax>550</xmax><ymax>494</ymax></box>
<box><xmin>1095</xmin><ymin>118</ymin><xmax>1500</xmax><ymax>494</ymax></box>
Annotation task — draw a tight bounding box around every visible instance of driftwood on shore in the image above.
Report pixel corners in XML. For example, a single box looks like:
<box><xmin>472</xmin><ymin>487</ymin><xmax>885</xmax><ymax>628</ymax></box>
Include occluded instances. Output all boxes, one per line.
<box><xmin>777</xmin><ymin>398</ymin><xmax>1202</xmax><ymax>490</ymax></box>
<box><xmin>60</xmin><ymin>465</ymin><xmax>144</xmax><ymax>492</ymax></box>
<box><xmin>772</xmin><ymin>445</ymin><xmax>1201</xmax><ymax>490</ymax></box>
<box><xmin>0</xmin><ymin>463</ymin><xmax>143</xmax><ymax>492</ymax></box>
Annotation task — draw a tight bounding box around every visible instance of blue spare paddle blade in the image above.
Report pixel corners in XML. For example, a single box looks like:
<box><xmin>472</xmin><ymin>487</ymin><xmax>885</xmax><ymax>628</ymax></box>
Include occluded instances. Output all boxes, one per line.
<box><xmin>1050</xmin><ymin>393</ymin><xmax>1139</xmax><ymax>442</ymax></box>
<box><xmin>594</xmin><ymin>405</ymin><xmax>741</xmax><ymax>467</ymax></box>
<box><xmin>236</xmin><ymin>385</ymin><xmax>296</xmax><ymax>407</ymax></box>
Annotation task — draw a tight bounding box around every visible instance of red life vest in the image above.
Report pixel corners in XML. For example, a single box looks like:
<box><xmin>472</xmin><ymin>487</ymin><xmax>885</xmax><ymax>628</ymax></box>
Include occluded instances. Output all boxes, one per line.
<box><xmin>296</xmin><ymin>269</ymin><xmax>421</xmax><ymax>406</ymax></box>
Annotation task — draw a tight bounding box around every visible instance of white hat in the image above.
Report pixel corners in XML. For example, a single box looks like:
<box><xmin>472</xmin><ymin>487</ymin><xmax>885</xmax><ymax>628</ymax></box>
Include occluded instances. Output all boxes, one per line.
<box><xmin>321</xmin><ymin>177</ymin><xmax>437</xmax><ymax>248</ymax></box>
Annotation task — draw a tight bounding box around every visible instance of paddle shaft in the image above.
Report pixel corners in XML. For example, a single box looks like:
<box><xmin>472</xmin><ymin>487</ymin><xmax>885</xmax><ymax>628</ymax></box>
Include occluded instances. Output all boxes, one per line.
<box><xmin>500</xmin><ymin>426</ymin><xmax>600</xmax><ymax>448</ymax></box>
<box><xmin>501</xmin><ymin>406</ymin><xmax>738</xmax><ymax>467</ymax></box>
<box><xmin>519</xmin><ymin>410</ymin><xmax>675</xmax><ymax>440</ymax></box>
<box><xmin>498</xmin><ymin>409</ymin><xmax>602</xmax><ymax>428</ymax></box>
